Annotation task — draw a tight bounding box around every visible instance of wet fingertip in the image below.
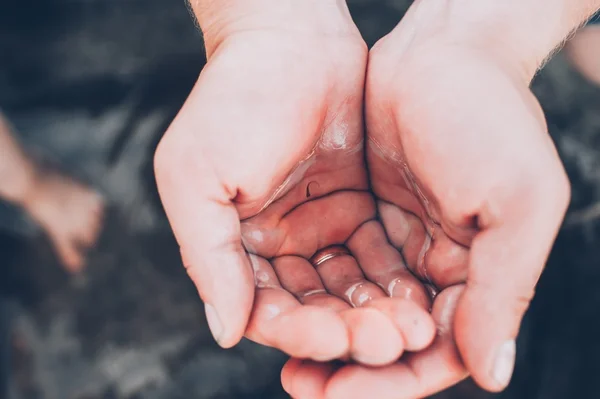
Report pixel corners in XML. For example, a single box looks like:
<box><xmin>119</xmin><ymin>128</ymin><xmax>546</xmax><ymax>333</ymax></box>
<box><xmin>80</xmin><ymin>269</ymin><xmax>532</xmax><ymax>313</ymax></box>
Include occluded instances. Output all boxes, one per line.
<box><xmin>323</xmin><ymin>365</ymin><xmax>360</xmax><ymax>399</ymax></box>
<box><xmin>402</xmin><ymin>311</ymin><xmax>437</xmax><ymax>351</ymax></box>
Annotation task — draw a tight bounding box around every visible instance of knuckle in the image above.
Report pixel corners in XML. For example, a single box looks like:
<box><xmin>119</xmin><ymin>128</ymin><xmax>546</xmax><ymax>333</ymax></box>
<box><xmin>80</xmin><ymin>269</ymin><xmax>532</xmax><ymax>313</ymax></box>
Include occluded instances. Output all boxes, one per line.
<box><xmin>530</xmin><ymin>161</ymin><xmax>571</xmax><ymax>214</ymax></box>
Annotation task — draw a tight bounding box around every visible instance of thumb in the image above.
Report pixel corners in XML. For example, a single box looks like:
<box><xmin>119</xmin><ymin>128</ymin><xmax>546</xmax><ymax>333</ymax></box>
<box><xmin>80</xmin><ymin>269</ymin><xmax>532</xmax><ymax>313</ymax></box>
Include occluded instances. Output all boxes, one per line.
<box><xmin>154</xmin><ymin>136</ymin><xmax>254</xmax><ymax>349</ymax></box>
<box><xmin>454</xmin><ymin>177</ymin><xmax>569</xmax><ymax>392</ymax></box>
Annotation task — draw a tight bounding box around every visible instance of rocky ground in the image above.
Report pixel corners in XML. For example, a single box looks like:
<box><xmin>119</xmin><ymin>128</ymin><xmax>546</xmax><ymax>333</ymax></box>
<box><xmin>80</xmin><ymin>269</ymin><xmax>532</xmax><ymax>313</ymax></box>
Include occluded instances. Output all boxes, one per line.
<box><xmin>1</xmin><ymin>0</ymin><xmax>600</xmax><ymax>398</ymax></box>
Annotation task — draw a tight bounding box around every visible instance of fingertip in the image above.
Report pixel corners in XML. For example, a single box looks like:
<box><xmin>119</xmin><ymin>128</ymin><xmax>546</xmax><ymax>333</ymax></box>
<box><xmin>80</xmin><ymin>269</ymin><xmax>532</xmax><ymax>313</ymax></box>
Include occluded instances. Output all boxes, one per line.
<box><xmin>295</xmin><ymin>307</ymin><xmax>349</xmax><ymax>361</ymax></box>
<box><xmin>202</xmin><ymin>295</ymin><xmax>252</xmax><ymax>349</ymax></box>
<box><xmin>281</xmin><ymin>358</ymin><xmax>302</xmax><ymax>394</ymax></box>
<box><xmin>457</xmin><ymin>337</ymin><xmax>516</xmax><ymax>393</ymax></box>
<box><xmin>204</xmin><ymin>302</ymin><xmax>242</xmax><ymax>349</ymax></box>
<box><xmin>290</xmin><ymin>360</ymin><xmax>334</xmax><ymax>399</ymax></box>
<box><xmin>489</xmin><ymin>339</ymin><xmax>517</xmax><ymax>392</ymax></box>
<box><xmin>187</xmin><ymin>253</ymin><xmax>255</xmax><ymax>348</ymax></box>
<box><xmin>208</xmin><ymin>295</ymin><xmax>253</xmax><ymax>349</ymax></box>
<box><xmin>366</xmin><ymin>298</ymin><xmax>436</xmax><ymax>351</ymax></box>
<box><xmin>402</xmin><ymin>310</ymin><xmax>436</xmax><ymax>352</ymax></box>
<box><xmin>324</xmin><ymin>365</ymin><xmax>368</xmax><ymax>399</ymax></box>
<box><xmin>453</xmin><ymin>285</ymin><xmax>517</xmax><ymax>392</ymax></box>
<box><xmin>341</xmin><ymin>308</ymin><xmax>404</xmax><ymax>366</ymax></box>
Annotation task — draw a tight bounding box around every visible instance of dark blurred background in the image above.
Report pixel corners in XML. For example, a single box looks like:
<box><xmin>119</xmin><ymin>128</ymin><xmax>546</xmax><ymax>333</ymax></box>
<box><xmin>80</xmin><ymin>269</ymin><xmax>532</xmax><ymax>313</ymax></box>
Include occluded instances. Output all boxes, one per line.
<box><xmin>1</xmin><ymin>0</ymin><xmax>600</xmax><ymax>398</ymax></box>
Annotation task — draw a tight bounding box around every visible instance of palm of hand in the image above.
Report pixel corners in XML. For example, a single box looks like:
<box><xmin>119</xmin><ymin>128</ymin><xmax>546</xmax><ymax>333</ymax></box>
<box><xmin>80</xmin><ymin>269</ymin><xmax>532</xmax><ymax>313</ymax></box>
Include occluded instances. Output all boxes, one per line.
<box><xmin>278</xmin><ymin>44</ymin><xmax>475</xmax><ymax>399</ymax></box>
<box><xmin>229</xmin><ymin>34</ymin><xmax>435</xmax><ymax>364</ymax></box>
<box><xmin>157</xmin><ymin>31</ymin><xmax>437</xmax><ymax>366</ymax></box>
<box><xmin>160</xmin><ymin>7</ymin><xmax>570</xmax><ymax>395</ymax></box>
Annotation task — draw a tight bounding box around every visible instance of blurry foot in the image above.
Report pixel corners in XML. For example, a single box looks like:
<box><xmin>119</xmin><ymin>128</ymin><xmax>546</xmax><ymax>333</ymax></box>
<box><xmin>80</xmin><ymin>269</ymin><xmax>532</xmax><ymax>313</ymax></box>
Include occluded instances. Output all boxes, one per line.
<box><xmin>565</xmin><ymin>26</ymin><xmax>600</xmax><ymax>86</ymax></box>
<box><xmin>22</xmin><ymin>171</ymin><xmax>105</xmax><ymax>273</ymax></box>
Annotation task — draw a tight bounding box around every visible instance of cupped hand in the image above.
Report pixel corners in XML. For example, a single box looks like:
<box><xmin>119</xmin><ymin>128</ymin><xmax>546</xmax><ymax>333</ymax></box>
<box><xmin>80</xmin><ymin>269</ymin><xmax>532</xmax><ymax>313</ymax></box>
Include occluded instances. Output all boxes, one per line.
<box><xmin>284</xmin><ymin>2</ymin><xmax>571</xmax><ymax>397</ymax></box>
<box><xmin>154</xmin><ymin>5</ymin><xmax>435</xmax><ymax>366</ymax></box>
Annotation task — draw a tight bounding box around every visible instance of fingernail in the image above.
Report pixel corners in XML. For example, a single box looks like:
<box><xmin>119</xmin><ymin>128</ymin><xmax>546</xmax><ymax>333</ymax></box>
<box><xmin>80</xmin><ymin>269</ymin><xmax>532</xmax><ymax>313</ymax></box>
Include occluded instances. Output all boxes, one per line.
<box><xmin>491</xmin><ymin>339</ymin><xmax>516</xmax><ymax>389</ymax></box>
<box><xmin>205</xmin><ymin>303</ymin><xmax>224</xmax><ymax>345</ymax></box>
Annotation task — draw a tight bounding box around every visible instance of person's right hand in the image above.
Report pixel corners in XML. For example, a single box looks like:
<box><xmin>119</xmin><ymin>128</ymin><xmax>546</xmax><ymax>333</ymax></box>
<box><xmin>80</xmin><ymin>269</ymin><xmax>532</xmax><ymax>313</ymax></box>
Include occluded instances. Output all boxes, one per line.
<box><xmin>282</xmin><ymin>1</ymin><xmax>573</xmax><ymax>397</ymax></box>
<box><xmin>154</xmin><ymin>0</ymin><xmax>436</xmax><ymax>366</ymax></box>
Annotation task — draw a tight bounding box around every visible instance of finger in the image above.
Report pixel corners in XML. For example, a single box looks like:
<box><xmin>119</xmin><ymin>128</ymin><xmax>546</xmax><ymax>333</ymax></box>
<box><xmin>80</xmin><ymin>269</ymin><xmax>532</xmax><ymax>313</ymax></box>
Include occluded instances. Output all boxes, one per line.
<box><xmin>281</xmin><ymin>358</ymin><xmax>303</xmax><ymax>395</ymax></box>
<box><xmin>155</xmin><ymin>140</ymin><xmax>254</xmax><ymax>349</ymax></box>
<box><xmin>365</xmin><ymin>298</ymin><xmax>436</xmax><ymax>351</ymax></box>
<box><xmin>247</xmin><ymin>290</ymin><xmax>350</xmax><ymax>361</ymax></box>
<box><xmin>246</xmin><ymin>255</ymin><xmax>349</xmax><ymax>361</ymax></box>
<box><xmin>322</xmin><ymin>285</ymin><xmax>468</xmax><ymax>399</ymax></box>
<box><xmin>300</xmin><ymin>291</ymin><xmax>353</xmax><ymax>312</ymax></box>
<box><xmin>310</xmin><ymin>250</ymin><xmax>405</xmax><ymax>365</ymax></box>
<box><xmin>455</xmin><ymin>184</ymin><xmax>568</xmax><ymax>392</ymax></box>
<box><xmin>347</xmin><ymin>220</ymin><xmax>431</xmax><ymax>309</ymax></box>
<box><xmin>314</xmin><ymin>250</ymin><xmax>387</xmax><ymax>307</ymax></box>
<box><xmin>272</xmin><ymin>256</ymin><xmax>350</xmax><ymax>312</ymax></box>
<box><xmin>378</xmin><ymin>201</ymin><xmax>431</xmax><ymax>280</ymax></box>
<box><xmin>274</xmin><ymin>255</ymin><xmax>404</xmax><ymax>365</ymax></box>
<box><xmin>287</xmin><ymin>360</ymin><xmax>337</xmax><ymax>399</ymax></box>
<box><xmin>423</xmin><ymin>227</ymin><xmax>469</xmax><ymax>289</ymax></box>
<box><xmin>243</xmin><ymin>191</ymin><xmax>377</xmax><ymax>259</ymax></box>
<box><xmin>340</xmin><ymin>307</ymin><xmax>405</xmax><ymax>366</ymax></box>
<box><xmin>249</xmin><ymin>253</ymin><xmax>281</xmax><ymax>290</ymax></box>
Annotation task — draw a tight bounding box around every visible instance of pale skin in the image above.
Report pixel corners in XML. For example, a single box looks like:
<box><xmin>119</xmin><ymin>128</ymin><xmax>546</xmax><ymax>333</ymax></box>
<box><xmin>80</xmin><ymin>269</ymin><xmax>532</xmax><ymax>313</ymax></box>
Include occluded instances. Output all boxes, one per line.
<box><xmin>155</xmin><ymin>0</ymin><xmax>600</xmax><ymax>398</ymax></box>
<box><xmin>0</xmin><ymin>112</ymin><xmax>104</xmax><ymax>272</ymax></box>
<box><xmin>156</xmin><ymin>1</ymin><xmax>437</xmax><ymax>365</ymax></box>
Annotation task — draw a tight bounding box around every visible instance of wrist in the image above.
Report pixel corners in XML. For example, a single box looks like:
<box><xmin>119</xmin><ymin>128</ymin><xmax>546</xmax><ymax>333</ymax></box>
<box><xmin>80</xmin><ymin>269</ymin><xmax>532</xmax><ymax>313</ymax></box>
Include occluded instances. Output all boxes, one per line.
<box><xmin>392</xmin><ymin>0</ymin><xmax>600</xmax><ymax>82</ymax></box>
<box><xmin>449</xmin><ymin>0</ymin><xmax>600</xmax><ymax>79</ymax></box>
<box><xmin>191</xmin><ymin>0</ymin><xmax>359</xmax><ymax>57</ymax></box>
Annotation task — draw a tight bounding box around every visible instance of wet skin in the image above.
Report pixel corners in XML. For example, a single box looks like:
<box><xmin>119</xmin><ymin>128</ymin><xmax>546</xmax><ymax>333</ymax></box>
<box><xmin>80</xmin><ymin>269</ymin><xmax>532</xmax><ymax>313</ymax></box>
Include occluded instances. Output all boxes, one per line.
<box><xmin>155</xmin><ymin>29</ymin><xmax>442</xmax><ymax>367</ymax></box>
<box><xmin>283</xmin><ymin>7</ymin><xmax>570</xmax><ymax>397</ymax></box>
<box><xmin>157</xmin><ymin>2</ymin><xmax>569</xmax><ymax>397</ymax></box>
